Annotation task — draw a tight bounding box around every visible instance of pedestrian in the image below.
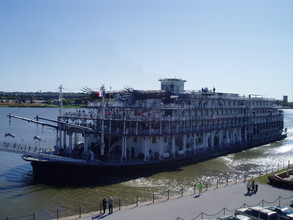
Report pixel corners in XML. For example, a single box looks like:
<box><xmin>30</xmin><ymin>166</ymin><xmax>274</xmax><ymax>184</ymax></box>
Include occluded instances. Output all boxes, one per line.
<box><xmin>246</xmin><ymin>181</ymin><xmax>251</xmax><ymax>194</ymax></box>
<box><xmin>108</xmin><ymin>196</ymin><xmax>113</xmax><ymax>214</ymax></box>
<box><xmin>102</xmin><ymin>198</ymin><xmax>107</xmax><ymax>214</ymax></box>
<box><xmin>255</xmin><ymin>180</ymin><xmax>259</xmax><ymax>193</ymax></box>
<box><xmin>198</xmin><ymin>183</ymin><xmax>203</xmax><ymax>195</ymax></box>
<box><xmin>251</xmin><ymin>179</ymin><xmax>255</xmax><ymax>193</ymax></box>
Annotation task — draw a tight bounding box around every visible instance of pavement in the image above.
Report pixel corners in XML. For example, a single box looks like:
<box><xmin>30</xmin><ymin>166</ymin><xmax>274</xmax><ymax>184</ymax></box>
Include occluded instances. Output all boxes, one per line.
<box><xmin>58</xmin><ymin>181</ymin><xmax>293</xmax><ymax>220</ymax></box>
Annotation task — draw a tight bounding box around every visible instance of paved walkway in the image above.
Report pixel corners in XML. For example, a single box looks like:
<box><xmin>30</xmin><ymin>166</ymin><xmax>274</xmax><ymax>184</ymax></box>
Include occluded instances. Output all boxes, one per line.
<box><xmin>59</xmin><ymin>182</ymin><xmax>293</xmax><ymax>220</ymax></box>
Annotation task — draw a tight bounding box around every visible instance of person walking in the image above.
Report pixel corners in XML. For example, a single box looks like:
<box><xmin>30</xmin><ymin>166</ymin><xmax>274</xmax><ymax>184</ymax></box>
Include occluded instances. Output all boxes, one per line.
<box><xmin>102</xmin><ymin>198</ymin><xmax>107</xmax><ymax>214</ymax></box>
<box><xmin>255</xmin><ymin>180</ymin><xmax>259</xmax><ymax>193</ymax></box>
<box><xmin>198</xmin><ymin>183</ymin><xmax>203</xmax><ymax>195</ymax></box>
<box><xmin>246</xmin><ymin>181</ymin><xmax>251</xmax><ymax>194</ymax></box>
<box><xmin>108</xmin><ymin>196</ymin><xmax>113</xmax><ymax>214</ymax></box>
<box><xmin>251</xmin><ymin>179</ymin><xmax>255</xmax><ymax>193</ymax></box>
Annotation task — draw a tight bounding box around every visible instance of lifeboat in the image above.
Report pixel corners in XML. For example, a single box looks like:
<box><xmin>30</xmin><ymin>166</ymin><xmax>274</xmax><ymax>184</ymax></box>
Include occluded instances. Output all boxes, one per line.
<box><xmin>33</xmin><ymin>136</ymin><xmax>41</xmax><ymax>141</ymax></box>
<box><xmin>5</xmin><ymin>133</ymin><xmax>15</xmax><ymax>138</ymax></box>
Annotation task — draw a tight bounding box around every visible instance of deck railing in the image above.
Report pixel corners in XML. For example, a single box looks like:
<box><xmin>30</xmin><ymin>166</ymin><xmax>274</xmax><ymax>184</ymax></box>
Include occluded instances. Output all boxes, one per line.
<box><xmin>0</xmin><ymin>141</ymin><xmax>51</xmax><ymax>155</ymax></box>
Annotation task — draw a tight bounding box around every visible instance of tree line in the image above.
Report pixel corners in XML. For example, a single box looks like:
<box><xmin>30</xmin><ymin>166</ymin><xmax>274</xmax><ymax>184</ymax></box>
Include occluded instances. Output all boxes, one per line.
<box><xmin>0</xmin><ymin>91</ymin><xmax>88</xmax><ymax>106</ymax></box>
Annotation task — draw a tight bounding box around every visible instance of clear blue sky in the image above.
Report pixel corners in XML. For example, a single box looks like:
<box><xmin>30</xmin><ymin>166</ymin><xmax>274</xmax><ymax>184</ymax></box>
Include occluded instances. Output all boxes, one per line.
<box><xmin>0</xmin><ymin>0</ymin><xmax>292</xmax><ymax>100</ymax></box>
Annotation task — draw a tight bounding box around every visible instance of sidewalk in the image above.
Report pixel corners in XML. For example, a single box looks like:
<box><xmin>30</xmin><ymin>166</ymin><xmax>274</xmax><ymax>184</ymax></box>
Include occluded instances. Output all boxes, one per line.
<box><xmin>59</xmin><ymin>182</ymin><xmax>293</xmax><ymax>220</ymax></box>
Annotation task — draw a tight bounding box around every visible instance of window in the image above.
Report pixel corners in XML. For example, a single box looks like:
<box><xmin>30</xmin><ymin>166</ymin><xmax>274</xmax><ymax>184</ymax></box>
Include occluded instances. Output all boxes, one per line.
<box><xmin>259</xmin><ymin>212</ymin><xmax>267</xmax><ymax>220</ymax></box>
<box><xmin>164</xmin><ymin>137</ymin><xmax>167</xmax><ymax>143</ymax></box>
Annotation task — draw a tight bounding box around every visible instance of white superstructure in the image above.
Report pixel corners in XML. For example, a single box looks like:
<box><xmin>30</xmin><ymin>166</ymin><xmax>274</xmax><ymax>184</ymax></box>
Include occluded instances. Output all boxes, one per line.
<box><xmin>54</xmin><ymin>78</ymin><xmax>285</xmax><ymax>163</ymax></box>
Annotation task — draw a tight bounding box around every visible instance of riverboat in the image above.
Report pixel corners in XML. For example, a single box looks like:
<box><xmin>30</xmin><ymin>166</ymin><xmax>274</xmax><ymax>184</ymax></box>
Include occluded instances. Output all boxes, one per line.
<box><xmin>9</xmin><ymin>78</ymin><xmax>287</xmax><ymax>181</ymax></box>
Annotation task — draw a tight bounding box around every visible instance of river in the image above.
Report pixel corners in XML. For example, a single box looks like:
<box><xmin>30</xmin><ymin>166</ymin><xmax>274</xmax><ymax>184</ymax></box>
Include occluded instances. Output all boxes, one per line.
<box><xmin>0</xmin><ymin>107</ymin><xmax>292</xmax><ymax>219</ymax></box>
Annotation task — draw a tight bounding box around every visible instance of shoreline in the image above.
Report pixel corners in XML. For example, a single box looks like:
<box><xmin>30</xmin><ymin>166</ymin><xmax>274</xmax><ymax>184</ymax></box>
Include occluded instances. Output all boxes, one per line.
<box><xmin>55</xmin><ymin>181</ymin><xmax>293</xmax><ymax>220</ymax></box>
<box><xmin>54</xmin><ymin>167</ymin><xmax>292</xmax><ymax>220</ymax></box>
<box><xmin>0</xmin><ymin>103</ymin><xmax>86</xmax><ymax>108</ymax></box>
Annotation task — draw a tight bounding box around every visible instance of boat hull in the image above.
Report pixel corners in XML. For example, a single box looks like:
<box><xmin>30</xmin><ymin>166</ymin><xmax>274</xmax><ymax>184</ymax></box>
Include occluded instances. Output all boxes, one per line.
<box><xmin>24</xmin><ymin>134</ymin><xmax>287</xmax><ymax>184</ymax></box>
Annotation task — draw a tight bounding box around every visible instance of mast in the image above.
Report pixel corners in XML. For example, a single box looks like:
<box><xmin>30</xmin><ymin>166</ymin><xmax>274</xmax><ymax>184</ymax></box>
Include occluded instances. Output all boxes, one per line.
<box><xmin>59</xmin><ymin>85</ymin><xmax>63</xmax><ymax>117</ymax></box>
<box><xmin>58</xmin><ymin>85</ymin><xmax>63</xmax><ymax>148</ymax></box>
<box><xmin>100</xmin><ymin>85</ymin><xmax>105</xmax><ymax>156</ymax></box>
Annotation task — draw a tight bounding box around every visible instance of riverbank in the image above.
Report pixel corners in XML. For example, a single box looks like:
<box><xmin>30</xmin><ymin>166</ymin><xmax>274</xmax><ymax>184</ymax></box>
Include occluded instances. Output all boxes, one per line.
<box><xmin>0</xmin><ymin>102</ymin><xmax>52</xmax><ymax>107</ymax></box>
<box><xmin>0</xmin><ymin>102</ymin><xmax>86</xmax><ymax>108</ymax></box>
<box><xmin>57</xmin><ymin>181</ymin><xmax>293</xmax><ymax>220</ymax></box>
<box><xmin>55</xmin><ymin>167</ymin><xmax>293</xmax><ymax>220</ymax></box>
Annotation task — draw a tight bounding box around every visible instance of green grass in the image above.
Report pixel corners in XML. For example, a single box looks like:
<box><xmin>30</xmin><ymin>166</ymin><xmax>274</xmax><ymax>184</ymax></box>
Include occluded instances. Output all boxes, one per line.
<box><xmin>254</xmin><ymin>166</ymin><xmax>292</xmax><ymax>185</ymax></box>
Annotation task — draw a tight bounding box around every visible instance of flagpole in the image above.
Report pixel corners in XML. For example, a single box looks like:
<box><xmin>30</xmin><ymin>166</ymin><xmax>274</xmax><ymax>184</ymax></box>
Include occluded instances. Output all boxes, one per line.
<box><xmin>109</xmin><ymin>86</ymin><xmax>112</xmax><ymax>103</ymax></box>
<box><xmin>100</xmin><ymin>85</ymin><xmax>105</xmax><ymax>157</ymax></box>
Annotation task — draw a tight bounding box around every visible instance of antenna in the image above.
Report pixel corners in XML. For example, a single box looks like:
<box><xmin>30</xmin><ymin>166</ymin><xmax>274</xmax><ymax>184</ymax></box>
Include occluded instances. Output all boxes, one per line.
<box><xmin>291</xmin><ymin>77</ymin><xmax>293</xmax><ymax>102</ymax></box>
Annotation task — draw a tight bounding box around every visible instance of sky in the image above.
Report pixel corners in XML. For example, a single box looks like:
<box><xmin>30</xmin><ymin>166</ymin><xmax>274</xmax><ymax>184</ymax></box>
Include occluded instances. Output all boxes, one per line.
<box><xmin>0</xmin><ymin>0</ymin><xmax>292</xmax><ymax>100</ymax></box>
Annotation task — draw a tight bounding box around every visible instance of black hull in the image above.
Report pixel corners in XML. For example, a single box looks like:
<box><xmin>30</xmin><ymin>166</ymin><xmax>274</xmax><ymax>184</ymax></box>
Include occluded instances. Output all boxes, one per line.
<box><xmin>24</xmin><ymin>134</ymin><xmax>287</xmax><ymax>185</ymax></box>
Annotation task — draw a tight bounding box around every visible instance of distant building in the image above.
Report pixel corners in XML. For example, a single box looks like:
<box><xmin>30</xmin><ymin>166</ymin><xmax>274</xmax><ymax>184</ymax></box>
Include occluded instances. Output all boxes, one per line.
<box><xmin>283</xmin><ymin>95</ymin><xmax>288</xmax><ymax>103</ymax></box>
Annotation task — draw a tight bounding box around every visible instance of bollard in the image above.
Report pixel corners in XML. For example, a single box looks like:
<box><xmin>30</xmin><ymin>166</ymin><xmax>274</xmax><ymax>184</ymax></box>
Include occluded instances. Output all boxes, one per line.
<box><xmin>79</xmin><ymin>205</ymin><xmax>81</xmax><ymax>218</ymax></box>
<box><xmin>136</xmin><ymin>196</ymin><xmax>138</xmax><ymax>206</ymax></box>
<box><xmin>205</xmin><ymin>183</ymin><xmax>208</xmax><ymax>192</ymax></box>
<box><xmin>57</xmin><ymin>209</ymin><xmax>59</xmax><ymax>220</ymax></box>
<box><xmin>226</xmin><ymin>177</ymin><xmax>228</xmax><ymax>186</ymax></box>
<box><xmin>100</xmin><ymin>202</ymin><xmax>102</xmax><ymax>214</ymax></box>
<box><xmin>181</xmin><ymin>187</ymin><xmax>183</xmax><ymax>197</ymax></box>
<box><xmin>153</xmin><ymin>192</ymin><xmax>155</xmax><ymax>203</ymax></box>
<box><xmin>33</xmin><ymin>213</ymin><xmax>35</xmax><ymax>220</ymax></box>
<box><xmin>279</xmin><ymin>196</ymin><xmax>281</xmax><ymax>206</ymax></box>
<box><xmin>194</xmin><ymin>184</ymin><xmax>196</xmax><ymax>194</ymax></box>
<box><xmin>119</xmin><ymin>198</ymin><xmax>121</xmax><ymax>210</ymax></box>
<box><xmin>167</xmin><ymin>189</ymin><xmax>169</xmax><ymax>200</ymax></box>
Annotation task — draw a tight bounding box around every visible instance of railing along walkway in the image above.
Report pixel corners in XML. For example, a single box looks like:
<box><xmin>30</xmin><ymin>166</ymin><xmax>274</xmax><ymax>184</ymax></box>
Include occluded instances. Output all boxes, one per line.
<box><xmin>1</xmin><ymin>166</ymin><xmax>292</xmax><ymax>220</ymax></box>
